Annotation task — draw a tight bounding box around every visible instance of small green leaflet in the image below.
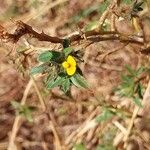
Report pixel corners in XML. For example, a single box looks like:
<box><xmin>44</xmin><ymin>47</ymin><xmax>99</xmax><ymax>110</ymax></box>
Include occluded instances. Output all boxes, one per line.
<box><xmin>22</xmin><ymin>106</ymin><xmax>34</xmax><ymax>122</ymax></box>
<box><xmin>38</xmin><ymin>51</ymin><xmax>62</xmax><ymax>62</ymax></box>
<box><xmin>119</xmin><ymin>83</ymin><xmax>134</xmax><ymax>98</ymax></box>
<box><xmin>125</xmin><ymin>65</ymin><xmax>145</xmax><ymax>77</ymax></box>
<box><xmin>84</xmin><ymin>21</ymin><xmax>99</xmax><ymax>31</ymax></box>
<box><xmin>30</xmin><ymin>64</ymin><xmax>48</xmax><ymax>75</ymax></box>
<box><xmin>136</xmin><ymin>67</ymin><xmax>145</xmax><ymax>76</ymax></box>
<box><xmin>98</xmin><ymin>0</ymin><xmax>110</xmax><ymax>14</ymax></box>
<box><xmin>133</xmin><ymin>1</ymin><xmax>144</xmax><ymax>13</ymax></box>
<box><xmin>122</xmin><ymin>0</ymin><xmax>132</xmax><ymax>5</ymax></box>
<box><xmin>116</xmin><ymin>65</ymin><xmax>145</xmax><ymax>107</ymax></box>
<box><xmin>125</xmin><ymin>65</ymin><xmax>136</xmax><ymax>77</ymax></box>
<box><xmin>11</xmin><ymin>100</ymin><xmax>20</xmax><ymax>109</ymax></box>
<box><xmin>96</xmin><ymin>144</ymin><xmax>115</xmax><ymax>150</ymax></box>
<box><xmin>45</xmin><ymin>70</ymin><xmax>57</xmax><ymax>85</ymax></box>
<box><xmin>133</xmin><ymin>97</ymin><xmax>143</xmax><ymax>108</ymax></box>
<box><xmin>74</xmin><ymin>143</ymin><xmax>86</xmax><ymax>150</ymax></box>
<box><xmin>61</xmin><ymin>78</ymin><xmax>70</xmax><ymax>93</ymax></box>
<box><xmin>96</xmin><ymin>109</ymin><xmax>115</xmax><ymax>123</ymax></box>
<box><xmin>47</xmin><ymin>76</ymin><xmax>66</xmax><ymax>89</ymax></box>
<box><xmin>11</xmin><ymin>101</ymin><xmax>35</xmax><ymax>122</ymax></box>
<box><xmin>38</xmin><ymin>51</ymin><xmax>53</xmax><ymax>62</ymax></box>
<box><xmin>63</xmin><ymin>47</ymin><xmax>73</xmax><ymax>57</ymax></box>
<box><xmin>136</xmin><ymin>83</ymin><xmax>143</xmax><ymax>99</ymax></box>
<box><xmin>70</xmin><ymin>73</ymin><xmax>89</xmax><ymax>89</ymax></box>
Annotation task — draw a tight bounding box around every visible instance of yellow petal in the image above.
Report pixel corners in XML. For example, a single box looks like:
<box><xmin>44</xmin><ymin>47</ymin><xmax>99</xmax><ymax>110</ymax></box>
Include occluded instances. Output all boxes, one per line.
<box><xmin>62</xmin><ymin>61</ymin><xmax>69</xmax><ymax>69</ymax></box>
<box><xmin>67</xmin><ymin>55</ymin><xmax>76</xmax><ymax>67</ymax></box>
<box><xmin>67</xmin><ymin>66</ymin><xmax>76</xmax><ymax>76</ymax></box>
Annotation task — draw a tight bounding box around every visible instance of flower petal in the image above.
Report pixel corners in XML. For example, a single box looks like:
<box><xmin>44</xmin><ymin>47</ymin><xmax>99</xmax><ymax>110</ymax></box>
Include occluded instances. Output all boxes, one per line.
<box><xmin>67</xmin><ymin>55</ymin><xmax>76</xmax><ymax>67</ymax></box>
<box><xmin>62</xmin><ymin>61</ymin><xmax>69</xmax><ymax>69</ymax></box>
<box><xmin>67</xmin><ymin>66</ymin><xmax>76</xmax><ymax>76</ymax></box>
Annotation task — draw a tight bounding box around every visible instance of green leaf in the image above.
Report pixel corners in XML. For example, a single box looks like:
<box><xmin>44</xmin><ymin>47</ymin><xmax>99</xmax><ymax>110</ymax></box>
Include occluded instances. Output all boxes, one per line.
<box><xmin>62</xmin><ymin>78</ymin><xmax>70</xmax><ymax>93</ymax></box>
<box><xmin>117</xmin><ymin>77</ymin><xmax>135</xmax><ymax>98</ymax></box>
<box><xmin>120</xmin><ymin>84</ymin><xmax>134</xmax><ymax>97</ymax></box>
<box><xmin>96</xmin><ymin>109</ymin><xmax>114</xmax><ymax>123</ymax></box>
<box><xmin>96</xmin><ymin>144</ymin><xmax>115</xmax><ymax>150</ymax></box>
<box><xmin>30</xmin><ymin>64</ymin><xmax>47</xmax><ymax>75</ymax></box>
<box><xmin>122</xmin><ymin>0</ymin><xmax>132</xmax><ymax>5</ymax></box>
<box><xmin>47</xmin><ymin>76</ymin><xmax>66</xmax><ymax>89</ymax></box>
<box><xmin>136</xmin><ymin>83</ymin><xmax>143</xmax><ymax>98</ymax></box>
<box><xmin>121</xmin><ymin>74</ymin><xmax>133</xmax><ymax>83</ymax></box>
<box><xmin>133</xmin><ymin>1</ymin><xmax>144</xmax><ymax>13</ymax></box>
<box><xmin>134</xmin><ymin>1</ymin><xmax>144</xmax><ymax>8</ymax></box>
<box><xmin>38</xmin><ymin>51</ymin><xmax>53</xmax><ymax>62</ymax></box>
<box><xmin>38</xmin><ymin>51</ymin><xmax>62</xmax><ymax>62</ymax></box>
<box><xmin>133</xmin><ymin>97</ymin><xmax>143</xmax><ymax>107</ymax></box>
<box><xmin>70</xmin><ymin>73</ymin><xmax>89</xmax><ymax>89</ymax></box>
<box><xmin>11</xmin><ymin>101</ymin><xmax>20</xmax><ymax>109</ymax></box>
<box><xmin>11</xmin><ymin>101</ymin><xmax>34</xmax><ymax>122</ymax></box>
<box><xmin>74</xmin><ymin>143</ymin><xmax>86</xmax><ymax>150</ymax></box>
<box><xmin>84</xmin><ymin>21</ymin><xmax>99</xmax><ymax>31</ymax></box>
<box><xmin>63</xmin><ymin>47</ymin><xmax>73</xmax><ymax>57</ymax></box>
<box><xmin>98</xmin><ymin>0</ymin><xmax>110</xmax><ymax>14</ymax></box>
<box><xmin>45</xmin><ymin>71</ymin><xmax>57</xmax><ymax>85</ymax></box>
<box><xmin>136</xmin><ymin>67</ymin><xmax>145</xmax><ymax>76</ymax></box>
<box><xmin>125</xmin><ymin>65</ymin><xmax>136</xmax><ymax>76</ymax></box>
<box><xmin>23</xmin><ymin>106</ymin><xmax>34</xmax><ymax>122</ymax></box>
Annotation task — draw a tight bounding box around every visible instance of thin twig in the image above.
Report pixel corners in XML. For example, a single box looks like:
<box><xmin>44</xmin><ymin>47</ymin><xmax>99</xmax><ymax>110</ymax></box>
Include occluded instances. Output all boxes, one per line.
<box><xmin>31</xmin><ymin>75</ymin><xmax>62</xmax><ymax>150</ymax></box>
<box><xmin>113</xmin><ymin>121</ymin><xmax>127</xmax><ymax>135</ymax></box>
<box><xmin>111</xmin><ymin>14</ymin><xmax>116</xmax><ymax>31</ymax></box>
<box><xmin>31</xmin><ymin>76</ymin><xmax>46</xmax><ymax>111</ymax></box>
<box><xmin>65</xmin><ymin>107</ymin><xmax>100</xmax><ymax>145</ymax></box>
<box><xmin>7</xmin><ymin>79</ymin><xmax>33</xmax><ymax>150</ymax></box>
<box><xmin>100</xmin><ymin>43</ymin><xmax>129</xmax><ymax>63</ymax></box>
<box><xmin>99</xmin><ymin>0</ymin><xmax>117</xmax><ymax>29</ymax></box>
<box><xmin>123</xmin><ymin>80</ymin><xmax>150</xmax><ymax>148</ymax></box>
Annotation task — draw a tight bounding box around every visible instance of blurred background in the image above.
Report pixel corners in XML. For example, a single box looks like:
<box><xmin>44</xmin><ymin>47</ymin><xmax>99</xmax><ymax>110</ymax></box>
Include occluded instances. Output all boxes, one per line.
<box><xmin>0</xmin><ymin>0</ymin><xmax>150</xmax><ymax>150</ymax></box>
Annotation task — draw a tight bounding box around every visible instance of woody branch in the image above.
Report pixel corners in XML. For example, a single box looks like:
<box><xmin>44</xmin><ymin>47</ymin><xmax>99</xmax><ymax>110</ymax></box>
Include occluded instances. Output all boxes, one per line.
<box><xmin>0</xmin><ymin>20</ymin><xmax>144</xmax><ymax>46</ymax></box>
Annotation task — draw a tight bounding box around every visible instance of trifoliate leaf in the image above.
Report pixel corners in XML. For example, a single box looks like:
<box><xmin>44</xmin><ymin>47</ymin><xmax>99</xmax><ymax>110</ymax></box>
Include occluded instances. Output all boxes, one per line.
<box><xmin>38</xmin><ymin>51</ymin><xmax>63</xmax><ymax>62</ymax></box>
<box><xmin>63</xmin><ymin>47</ymin><xmax>73</xmax><ymax>57</ymax></box>
<box><xmin>11</xmin><ymin>101</ymin><xmax>35</xmax><ymax>122</ymax></box>
<box><xmin>47</xmin><ymin>76</ymin><xmax>66</xmax><ymax>89</ymax></box>
<box><xmin>71</xmin><ymin>73</ymin><xmax>89</xmax><ymax>89</ymax></box>
<box><xmin>62</xmin><ymin>78</ymin><xmax>70</xmax><ymax>93</ymax></box>
<box><xmin>30</xmin><ymin>64</ymin><xmax>47</xmax><ymax>75</ymax></box>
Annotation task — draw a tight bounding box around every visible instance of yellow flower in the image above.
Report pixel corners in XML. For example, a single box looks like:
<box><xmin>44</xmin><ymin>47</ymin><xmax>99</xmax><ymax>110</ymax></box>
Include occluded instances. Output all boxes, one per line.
<box><xmin>62</xmin><ymin>55</ymin><xmax>76</xmax><ymax>76</ymax></box>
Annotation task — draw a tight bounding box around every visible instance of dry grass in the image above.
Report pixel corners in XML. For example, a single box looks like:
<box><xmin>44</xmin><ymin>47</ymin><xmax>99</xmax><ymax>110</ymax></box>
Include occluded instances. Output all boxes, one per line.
<box><xmin>0</xmin><ymin>0</ymin><xmax>150</xmax><ymax>150</ymax></box>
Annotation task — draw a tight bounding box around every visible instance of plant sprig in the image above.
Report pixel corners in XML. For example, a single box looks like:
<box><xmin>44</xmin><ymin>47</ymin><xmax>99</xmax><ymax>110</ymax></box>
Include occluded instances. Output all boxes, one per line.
<box><xmin>115</xmin><ymin>65</ymin><xmax>147</xmax><ymax>107</ymax></box>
